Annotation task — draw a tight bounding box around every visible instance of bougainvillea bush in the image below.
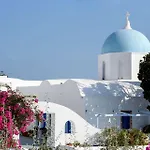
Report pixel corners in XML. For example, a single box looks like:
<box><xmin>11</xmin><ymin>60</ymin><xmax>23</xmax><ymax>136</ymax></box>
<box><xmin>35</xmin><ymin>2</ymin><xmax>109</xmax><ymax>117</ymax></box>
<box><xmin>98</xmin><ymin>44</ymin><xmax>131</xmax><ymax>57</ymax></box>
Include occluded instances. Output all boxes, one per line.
<box><xmin>0</xmin><ymin>86</ymin><xmax>43</xmax><ymax>149</ymax></box>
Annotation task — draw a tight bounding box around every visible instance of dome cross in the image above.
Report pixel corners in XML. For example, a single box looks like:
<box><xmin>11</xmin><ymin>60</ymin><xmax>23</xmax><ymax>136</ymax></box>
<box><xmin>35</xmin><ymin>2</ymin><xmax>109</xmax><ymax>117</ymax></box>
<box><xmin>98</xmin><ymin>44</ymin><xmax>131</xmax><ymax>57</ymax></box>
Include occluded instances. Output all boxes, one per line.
<box><xmin>126</xmin><ymin>12</ymin><xmax>130</xmax><ymax>21</ymax></box>
<box><xmin>124</xmin><ymin>12</ymin><xmax>132</xmax><ymax>29</ymax></box>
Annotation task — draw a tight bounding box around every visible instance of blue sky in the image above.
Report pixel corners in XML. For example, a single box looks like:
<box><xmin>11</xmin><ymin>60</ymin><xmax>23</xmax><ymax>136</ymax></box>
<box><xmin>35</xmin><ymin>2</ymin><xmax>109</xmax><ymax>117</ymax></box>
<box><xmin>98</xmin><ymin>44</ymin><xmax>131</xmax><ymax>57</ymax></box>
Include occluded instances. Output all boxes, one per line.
<box><xmin>0</xmin><ymin>0</ymin><xmax>150</xmax><ymax>80</ymax></box>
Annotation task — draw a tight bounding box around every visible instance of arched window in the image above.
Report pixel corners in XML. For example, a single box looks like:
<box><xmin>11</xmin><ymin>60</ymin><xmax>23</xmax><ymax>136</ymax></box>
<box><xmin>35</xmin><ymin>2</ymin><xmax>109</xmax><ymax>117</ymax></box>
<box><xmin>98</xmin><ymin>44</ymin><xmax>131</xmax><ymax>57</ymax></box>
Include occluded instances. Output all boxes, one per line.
<box><xmin>118</xmin><ymin>60</ymin><xmax>123</xmax><ymax>79</ymax></box>
<box><xmin>65</xmin><ymin>121</ymin><xmax>71</xmax><ymax>133</ymax></box>
<box><xmin>102</xmin><ymin>61</ymin><xmax>105</xmax><ymax>80</ymax></box>
<box><xmin>118</xmin><ymin>60</ymin><xmax>121</xmax><ymax>79</ymax></box>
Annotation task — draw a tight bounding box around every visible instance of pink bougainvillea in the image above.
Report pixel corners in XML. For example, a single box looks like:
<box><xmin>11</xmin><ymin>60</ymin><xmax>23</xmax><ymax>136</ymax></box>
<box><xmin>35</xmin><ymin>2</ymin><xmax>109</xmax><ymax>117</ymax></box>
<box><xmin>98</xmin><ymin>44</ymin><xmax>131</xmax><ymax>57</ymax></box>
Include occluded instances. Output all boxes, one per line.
<box><xmin>146</xmin><ymin>143</ymin><xmax>150</xmax><ymax>150</ymax></box>
<box><xmin>0</xmin><ymin>87</ymin><xmax>43</xmax><ymax>149</ymax></box>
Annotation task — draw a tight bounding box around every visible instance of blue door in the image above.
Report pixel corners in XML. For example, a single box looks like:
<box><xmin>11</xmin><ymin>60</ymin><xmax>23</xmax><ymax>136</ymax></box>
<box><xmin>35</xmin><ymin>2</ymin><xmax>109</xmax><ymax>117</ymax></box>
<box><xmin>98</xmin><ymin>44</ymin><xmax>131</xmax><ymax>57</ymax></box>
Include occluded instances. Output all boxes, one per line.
<box><xmin>122</xmin><ymin>116</ymin><xmax>131</xmax><ymax>129</ymax></box>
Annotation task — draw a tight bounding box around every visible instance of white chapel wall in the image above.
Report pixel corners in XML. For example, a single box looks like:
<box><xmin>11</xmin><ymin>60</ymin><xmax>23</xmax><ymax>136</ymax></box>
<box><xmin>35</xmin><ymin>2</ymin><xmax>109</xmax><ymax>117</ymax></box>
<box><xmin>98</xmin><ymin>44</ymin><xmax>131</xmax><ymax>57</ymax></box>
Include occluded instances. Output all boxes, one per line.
<box><xmin>98</xmin><ymin>52</ymin><xmax>132</xmax><ymax>80</ymax></box>
<box><xmin>85</xmin><ymin>95</ymin><xmax>149</xmax><ymax>129</ymax></box>
<box><xmin>17</xmin><ymin>78</ymin><xmax>150</xmax><ymax>130</ymax></box>
<box><xmin>98</xmin><ymin>52</ymin><xmax>149</xmax><ymax>81</ymax></box>
<box><xmin>98</xmin><ymin>53</ymin><xmax>111</xmax><ymax>80</ymax></box>
<box><xmin>131</xmin><ymin>52</ymin><xmax>148</xmax><ymax>80</ymax></box>
<box><xmin>83</xmin><ymin>81</ymin><xmax>149</xmax><ymax>129</ymax></box>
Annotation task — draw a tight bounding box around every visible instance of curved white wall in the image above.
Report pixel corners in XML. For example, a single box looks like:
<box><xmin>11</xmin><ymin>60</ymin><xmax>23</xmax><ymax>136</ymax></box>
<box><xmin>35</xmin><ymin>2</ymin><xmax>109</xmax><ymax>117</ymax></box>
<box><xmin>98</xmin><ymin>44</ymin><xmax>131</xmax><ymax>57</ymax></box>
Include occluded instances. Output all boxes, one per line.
<box><xmin>2</xmin><ymin>77</ymin><xmax>149</xmax><ymax>146</ymax></box>
<box><xmin>17</xmin><ymin>78</ymin><xmax>150</xmax><ymax>131</ymax></box>
<box><xmin>38</xmin><ymin>80</ymin><xmax>85</xmax><ymax>118</ymax></box>
<box><xmin>35</xmin><ymin>102</ymin><xmax>100</xmax><ymax>146</ymax></box>
<box><xmin>17</xmin><ymin>80</ymin><xmax>85</xmax><ymax>118</ymax></box>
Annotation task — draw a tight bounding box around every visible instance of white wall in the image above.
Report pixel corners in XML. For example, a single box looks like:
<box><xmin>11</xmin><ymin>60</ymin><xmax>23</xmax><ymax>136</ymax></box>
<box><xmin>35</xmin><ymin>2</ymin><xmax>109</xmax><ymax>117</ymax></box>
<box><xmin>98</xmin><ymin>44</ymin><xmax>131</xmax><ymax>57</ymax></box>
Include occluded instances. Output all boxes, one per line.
<box><xmin>58</xmin><ymin>145</ymin><xmax>147</xmax><ymax>150</ymax></box>
<box><xmin>17</xmin><ymin>86</ymin><xmax>40</xmax><ymax>96</ymax></box>
<box><xmin>131</xmin><ymin>52</ymin><xmax>147</xmax><ymax>80</ymax></box>
<box><xmin>34</xmin><ymin>102</ymin><xmax>100</xmax><ymax>147</ymax></box>
<box><xmin>98</xmin><ymin>52</ymin><xmax>148</xmax><ymax>81</ymax></box>
<box><xmin>18</xmin><ymin>80</ymin><xmax>85</xmax><ymax>118</ymax></box>
<box><xmin>98</xmin><ymin>53</ymin><xmax>111</xmax><ymax>80</ymax></box>
<box><xmin>82</xmin><ymin>80</ymin><xmax>149</xmax><ymax>130</ymax></box>
<box><xmin>39</xmin><ymin>80</ymin><xmax>85</xmax><ymax>118</ymax></box>
<box><xmin>17</xmin><ymin>79</ymin><xmax>150</xmax><ymax>131</ymax></box>
<box><xmin>85</xmin><ymin>96</ymin><xmax>149</xmax><ymax>129</ymax></box>
<box><xmin>98</xmin><ymin>52</ymin><xmax>132</xmax><ymax>80</ymax></box>
<box><xmin>10</xmin><ymin>78</ymin><xmax>150</xmax><ymax>147</ymax></box>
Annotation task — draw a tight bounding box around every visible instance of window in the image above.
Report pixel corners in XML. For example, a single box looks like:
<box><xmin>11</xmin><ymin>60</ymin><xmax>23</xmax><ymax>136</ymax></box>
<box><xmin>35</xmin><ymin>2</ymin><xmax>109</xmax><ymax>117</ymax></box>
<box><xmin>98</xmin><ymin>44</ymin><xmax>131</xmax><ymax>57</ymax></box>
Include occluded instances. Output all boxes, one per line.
<box><xmin>65</xmin><ymin>121</ymin><xmax>71</xmax><ymax>133</ymax></box>
<box><xmin>118</xmin><ymin>60</ymin><xmax>123</xmax><ymax>79</ymax></box>
<box><xmin>102</xmin><ymin>61</ymin><xmax>105</xmax><ymax>80</ymax></box>
<box><xmin>118</xmin><ymin>60</ymin><xmax>121</xmax><ymax>79</ymax></box>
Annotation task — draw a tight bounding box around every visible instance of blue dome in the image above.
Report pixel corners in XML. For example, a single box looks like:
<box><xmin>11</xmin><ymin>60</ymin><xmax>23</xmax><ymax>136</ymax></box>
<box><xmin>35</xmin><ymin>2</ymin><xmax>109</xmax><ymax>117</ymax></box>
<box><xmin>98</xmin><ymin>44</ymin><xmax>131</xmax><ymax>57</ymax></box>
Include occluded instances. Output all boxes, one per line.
<box><xmin>101</xmin><ymin>29</ymin><xmax>150</xmax><ymax>54</ymax></box>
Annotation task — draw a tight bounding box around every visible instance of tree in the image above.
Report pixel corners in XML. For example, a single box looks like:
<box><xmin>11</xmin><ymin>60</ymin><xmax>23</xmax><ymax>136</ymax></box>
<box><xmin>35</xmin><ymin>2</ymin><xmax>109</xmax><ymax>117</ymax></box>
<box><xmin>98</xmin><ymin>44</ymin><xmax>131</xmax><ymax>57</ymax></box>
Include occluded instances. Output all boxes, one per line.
<box><xmin>138</xmin><ymin>53</ymin><xmax>150</xmax><ymax>110</ymax></box>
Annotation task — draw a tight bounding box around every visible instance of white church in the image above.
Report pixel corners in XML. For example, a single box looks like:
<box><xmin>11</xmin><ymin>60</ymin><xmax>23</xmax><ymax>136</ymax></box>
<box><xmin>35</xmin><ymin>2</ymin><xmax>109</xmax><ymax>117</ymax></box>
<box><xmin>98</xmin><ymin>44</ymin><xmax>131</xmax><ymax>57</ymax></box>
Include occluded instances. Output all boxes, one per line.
<box><xmin>1</xmin><ymin>13</ymin><xmax>150</xmax><ymax>147</ymax></box>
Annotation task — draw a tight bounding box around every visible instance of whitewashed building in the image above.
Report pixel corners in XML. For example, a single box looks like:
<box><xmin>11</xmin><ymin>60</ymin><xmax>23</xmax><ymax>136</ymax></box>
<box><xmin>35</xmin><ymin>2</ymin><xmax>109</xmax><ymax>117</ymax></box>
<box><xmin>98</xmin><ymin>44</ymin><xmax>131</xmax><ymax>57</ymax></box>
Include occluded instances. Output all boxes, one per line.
<box><xmin>0</xmin><ymin>13</ymin><xmax>150</xmax><ymax>147</ymax></box>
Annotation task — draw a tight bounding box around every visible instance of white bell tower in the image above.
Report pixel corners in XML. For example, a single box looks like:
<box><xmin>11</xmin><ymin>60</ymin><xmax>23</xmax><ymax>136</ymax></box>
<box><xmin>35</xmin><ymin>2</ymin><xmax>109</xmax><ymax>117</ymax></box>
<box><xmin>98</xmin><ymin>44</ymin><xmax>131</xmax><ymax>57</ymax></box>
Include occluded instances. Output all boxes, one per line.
<box><xmin>98</xmin><ymin>12</ymin><xmax>149</xmax><ymax>81</ymax></box>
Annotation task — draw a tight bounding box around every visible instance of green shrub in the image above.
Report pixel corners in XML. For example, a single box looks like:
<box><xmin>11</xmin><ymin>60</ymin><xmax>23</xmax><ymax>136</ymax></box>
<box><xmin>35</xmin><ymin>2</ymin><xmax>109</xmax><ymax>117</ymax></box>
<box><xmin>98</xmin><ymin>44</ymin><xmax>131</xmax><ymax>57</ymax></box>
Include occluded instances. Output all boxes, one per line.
<box><xmin>97</xmin><ymin>127</ymin><xmax>148</xmax><ymax>147</ymax></box>
<box><xmin>129</xmin><ymin>128</ymin><xmax>148</xmax><ymax>146</ymax></box>
<box><xmin>81</xmin><ymin>142</ymin><xmax>90</xmax><ymax>147</ymax></box>
<box><xmin>117</xmin><ymin>129</ymin><xmax>130</xmax><ymax>146</ymax></box>
<box><xmin>72</xmin><ymin>141</ymin><xmax>81</xmax><ymax>147</ymax></box>
<box><xmin>102</xmin><ymin>127</ymin><xmax>118</xmax><ymax>147</ymax></box>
